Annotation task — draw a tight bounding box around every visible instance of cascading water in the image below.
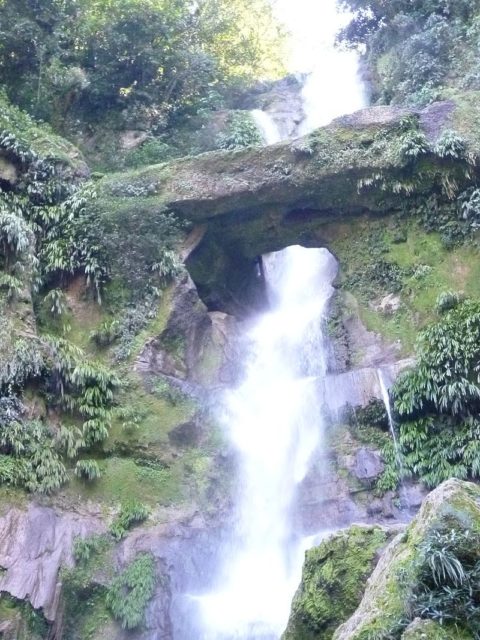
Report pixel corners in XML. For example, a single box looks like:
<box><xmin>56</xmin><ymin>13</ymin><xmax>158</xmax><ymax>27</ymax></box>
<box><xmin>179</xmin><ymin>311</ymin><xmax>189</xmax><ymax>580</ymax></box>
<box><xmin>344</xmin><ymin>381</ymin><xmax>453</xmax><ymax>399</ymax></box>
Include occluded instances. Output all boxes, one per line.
<box><xmin>199</xmin><ymin>248</ymin><xmax>337</xmax><ymax>638</ymax></box>
<box><xmin>250</xmin><ymin>109</ymin><xmax>282</xmax><ymax>145</ymax></box>
<box><xmin>196</xmin><ymin>1</ymin><xmax>367</xmax><ymax>638</ymax></box>
<box><xmin>377</xmin><ymin>368</ymin><xmax>410</xmax><ymax>515</ymax></box>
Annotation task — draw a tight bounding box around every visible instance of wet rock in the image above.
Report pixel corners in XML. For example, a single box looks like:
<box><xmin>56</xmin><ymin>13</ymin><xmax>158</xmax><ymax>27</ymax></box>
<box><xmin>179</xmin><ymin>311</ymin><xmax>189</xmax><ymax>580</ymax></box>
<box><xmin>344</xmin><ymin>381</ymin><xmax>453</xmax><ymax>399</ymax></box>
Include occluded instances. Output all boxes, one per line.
<box><xmin>136</xmin><ymin>273</ymin><xmax>238</xmax><ymax>387</ymax></box>
<box><xmin>374</xmin><ymin>293</ymin><xmax>402</xmax><ymax>316</ymax></box>
<box><xmin>353</xmin><ymin>448</ymin><xmax>384</xmax><ymax>480</ymax></box>
<box><xmin>97</xmin><ymin>96</ymin><xmax>480</xmax><ymax>311</ymax></box>
<box><xmin>283</xmin><ymin>525</ymin><xmax>397</xmax><ymax>640</ymax></box>
<box><xmin>0</xmin><ymin>504</ymin><xmax>104</xmax><ymax>621</ymax></box>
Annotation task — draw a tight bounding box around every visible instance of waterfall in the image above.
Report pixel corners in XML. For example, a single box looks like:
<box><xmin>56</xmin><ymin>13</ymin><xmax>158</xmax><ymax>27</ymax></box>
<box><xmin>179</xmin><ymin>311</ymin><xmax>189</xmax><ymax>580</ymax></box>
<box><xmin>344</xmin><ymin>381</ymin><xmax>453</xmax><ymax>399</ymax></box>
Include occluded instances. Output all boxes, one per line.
<box><xmin>251</xmin><ymin>109</ymin><xmax>282</xmax><ymax>145</ymax></box>
<box><xmin>199</xmin><ymin>248</ymin><xmax>338</xmax><ymax>638</ymax></box>
<box><xmin>195</xmin><ymin>1</ymin><xmax>367</xmax><ymax>638</ymax></box>
<box><xmin>377</xmin><ymin>368</ymin><xmax>410</xmax><ymax>514</ymax></box>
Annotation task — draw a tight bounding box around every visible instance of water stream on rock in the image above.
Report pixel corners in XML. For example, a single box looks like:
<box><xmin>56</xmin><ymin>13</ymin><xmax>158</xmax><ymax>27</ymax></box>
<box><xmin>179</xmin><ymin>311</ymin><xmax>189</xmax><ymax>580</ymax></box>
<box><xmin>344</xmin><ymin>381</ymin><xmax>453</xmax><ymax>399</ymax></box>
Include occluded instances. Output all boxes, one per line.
<box><xmin>196</xmin><ymin>1</ymin><xmax>366</xmax><ymax>638</ymax></box>
<box><xmin>377</xmin><ymin>368</ymin><xmax>411</xmax><ymax>515</ymax></box>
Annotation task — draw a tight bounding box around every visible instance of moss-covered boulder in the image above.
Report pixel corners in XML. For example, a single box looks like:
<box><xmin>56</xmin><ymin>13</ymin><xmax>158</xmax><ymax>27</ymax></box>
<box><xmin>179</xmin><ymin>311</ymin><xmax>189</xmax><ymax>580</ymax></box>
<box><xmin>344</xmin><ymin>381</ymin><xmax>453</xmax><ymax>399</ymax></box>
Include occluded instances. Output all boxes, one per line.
<box><xmin>282</xmin><ymin>525</ymin><xmax>393</xmax><ymax>640</ymax></box>
<box><xmin>332</xmin><ymin>479</ymin><xmax>480</xmax><ymax>639</ymax></box>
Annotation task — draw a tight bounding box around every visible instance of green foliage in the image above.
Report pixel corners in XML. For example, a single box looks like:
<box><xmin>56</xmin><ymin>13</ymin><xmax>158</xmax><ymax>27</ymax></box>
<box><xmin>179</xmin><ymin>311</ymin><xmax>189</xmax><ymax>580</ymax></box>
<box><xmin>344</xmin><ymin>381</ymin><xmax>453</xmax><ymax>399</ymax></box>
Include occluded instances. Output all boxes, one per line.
<box><xmin>0</xmin><ymin>273</ymin><xmax>23</xmax><ymax>300</ymax></box>
<box><xmin>106</xmin><ymin>553</ymin><xmax>156</xmax><ymax>630</ymax></box>
<box><xmin>100</xmin><ymin>203</ymin><xmax>184</xmax><ymax>295</ymax></box>
<box><xmin>34</xmin><ymin>182</ymin><xmax>108</xmax><ymax>299</ymax></box>
<box><xmin>0</xmin><ymin>419</ymin><xmax>68</xmax><ymax>494</ymax></box>
<box><xmin>73</xmin><ymin>534</ymin><xmax>107</xmax><ymax>566</ymax></box>
<box><xmin>435</xmin><ymin>131</ymin><xmax>467</xmax><ymax>160</ymax></box>
<box><xmin>109</xmin><ymin>501</ymin><xmax>150</xmax><ymax>541</ymax></box>
<box><xmin>43</xmin><ymin>289</ymin><xmax>69</xmax><ymax>316</ymax></box>
<box><xmin>382</xmin><ymin>300</ymin><xmax>480</xmax><ymax>489</ymax></box>
<box><xmin>90</xmin><ymin>319</ymin><xmax>120</xmax><ymax>348</ymax></box>
<box><xmin>0</xmin><ymin>0</ymin><xmax>285</xmax><ymax>129</ymax></box>
<box><xmin>435</xmin><ymin>291</ymin><xmax>464</xmax><ymax>314</ymax></box>
<box><xmin>217</xmin><ymin>112</ymin><xmax>262</xmax><ymax>150</ymax></box>
<box><xmin>409</xmin><ymin>526</ymin><xmax>480</xmax><ymax>636</ymax></box>
<box><xmin>339</xmin><ymin>0</ymin><xmax>480</xmax><ymax>106</ymax></box>
<box><xmin>75</xmin><ymin>459</ymin><xmax>103</xmax><ymax>481</ymax></box>
<box><xmin>399</xmin><ymin>129</ymin><xmax>430</xmax><ymax>160</ymax></box>
<box><xmin>125</xmin><ymin>139</ymin><xmax>173</xmax><ymax>169</ymax></box>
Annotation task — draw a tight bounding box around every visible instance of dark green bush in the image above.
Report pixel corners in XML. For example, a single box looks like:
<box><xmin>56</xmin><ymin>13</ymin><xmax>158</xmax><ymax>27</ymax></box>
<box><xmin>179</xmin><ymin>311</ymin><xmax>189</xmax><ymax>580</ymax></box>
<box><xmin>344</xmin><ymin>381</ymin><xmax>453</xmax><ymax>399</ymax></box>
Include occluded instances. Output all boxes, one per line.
<box><xmin>106</xmin><ymin>554</ymin><xmax>156</xmax><ymax>630</ymax></box>
<box><xmin>409</xmin><ymin>526</ymin><xmax>480</xmax><ymax>636</ymax></box>
<box><xmin>378</xmin><ymin>300</ymin><xmax>480</xmax><ymax>490</ymax></box>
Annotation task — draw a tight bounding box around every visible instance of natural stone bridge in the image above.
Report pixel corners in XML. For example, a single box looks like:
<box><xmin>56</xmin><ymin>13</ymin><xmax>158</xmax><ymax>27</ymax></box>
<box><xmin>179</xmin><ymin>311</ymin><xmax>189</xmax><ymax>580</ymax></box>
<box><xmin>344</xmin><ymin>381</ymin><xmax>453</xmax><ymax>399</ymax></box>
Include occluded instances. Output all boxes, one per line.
<box><xmin>98</xmin><ymin>95</ymin><xmax>480</xmax><ymax>313</ymax></box>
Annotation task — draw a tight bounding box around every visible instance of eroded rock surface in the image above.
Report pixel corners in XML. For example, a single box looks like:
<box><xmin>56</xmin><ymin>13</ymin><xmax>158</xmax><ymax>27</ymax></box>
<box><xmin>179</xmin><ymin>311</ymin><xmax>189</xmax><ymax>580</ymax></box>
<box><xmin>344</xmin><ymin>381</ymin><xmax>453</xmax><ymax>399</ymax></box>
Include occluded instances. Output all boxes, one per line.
<box><xmin>0</xmin><ymin>504</ymin><xmax>104</xmax><ymax>621</ymax></box>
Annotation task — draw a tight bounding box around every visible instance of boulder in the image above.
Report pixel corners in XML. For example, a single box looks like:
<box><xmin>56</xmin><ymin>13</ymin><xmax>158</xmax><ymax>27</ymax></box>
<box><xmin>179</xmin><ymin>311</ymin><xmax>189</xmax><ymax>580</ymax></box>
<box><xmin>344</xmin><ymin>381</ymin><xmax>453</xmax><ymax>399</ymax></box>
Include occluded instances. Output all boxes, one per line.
<box><xmin>282</xmin><ymin>525</ymin><xmax>395</xmax><ymax>640</ymax></box>
<box><xmin>333</xmin><ymin>479</ymin><xmax>480</xmax><ymax>639</ymax></box>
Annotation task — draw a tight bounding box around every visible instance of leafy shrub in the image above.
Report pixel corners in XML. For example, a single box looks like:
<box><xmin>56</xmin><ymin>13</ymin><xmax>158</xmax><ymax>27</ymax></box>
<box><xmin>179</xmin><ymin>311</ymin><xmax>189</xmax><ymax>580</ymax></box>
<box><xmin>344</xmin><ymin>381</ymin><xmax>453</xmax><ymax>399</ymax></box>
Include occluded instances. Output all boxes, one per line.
<box><xmin>74</xmin><ymin>459</ymin><xmax>102</xmax><ymax>481</ymax></box>
<box><xmin>73</xmin><ymin>534</ymin><xmax>106</xmax><ymax>566</ymax></box>
<box><xmin>409</xmin><ymin>527</ymin><xmax>480</xmax><ymax>635</ymax></box>
<box><xmin>0</xmin><ymin>419</ymin><xmax>68</xmax><ymax>493</ymax></box>
<box><xmin>382</xmin><ymin>300</ymin><xmax>480</xmax><ymax>489</ymax></box>
<box><xmin>435</xmin><ymin>291</ymin><xmax>464</xmax><ymax>314</ymax></box>
<box><xmin>90</xmin><ymin>319</ymin><xmax>121</xmax><ymax>348</ymax></box>
<box><xmin>106</xmin><ymin>554</ymin><xmax>156</xmax><ymax>630</ymax></box>
<box><xmin>435</xmin><ymin>131</ymin><xmax>467</xmax><ymax>160</ymax></box>
<box><xmin>460</xmin><ymin>188</ymin><xmax>480</xmax><ymax>229</ymax></box>
<box><xmin>398</xmin><ymin>130</ymin><xmax>430</xmax><ymax>160</ymax></box>
<box><xmin>0</xmin><ymin>273</ymin><xmax>23</xmax><ymax>300</ymax></box>
<box><xmin>217</xmin><ymin>112</ymin><xmax>262</xmax><ymax>150</ymax></box>
<box><xmin>110</xmin><ymin>502</ymin><xmax>150</xmax><ymax>541</ymax></box>
<box><xmin>348</xmin><ymin>399</ymin><xmax>389</xmax><ymax>431</ymax></box>
<box><xmin>44</xmin><ymin>289</ymin><xmax>69</xmax><ymax>316</ymax></box>
<box><xmin>125</xmin><ymin>139</ymin><xmax>173</xmax><ymax>168</ymax></box>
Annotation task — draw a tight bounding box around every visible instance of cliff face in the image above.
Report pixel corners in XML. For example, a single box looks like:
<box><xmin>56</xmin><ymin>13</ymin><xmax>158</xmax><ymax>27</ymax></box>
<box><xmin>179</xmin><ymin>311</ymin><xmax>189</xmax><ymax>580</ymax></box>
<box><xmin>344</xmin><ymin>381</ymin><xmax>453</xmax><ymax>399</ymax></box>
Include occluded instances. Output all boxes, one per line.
<box><xmin>1</xmin><ymin>66</ymin><xmax>480</xmax><ymax>637</ymax></box>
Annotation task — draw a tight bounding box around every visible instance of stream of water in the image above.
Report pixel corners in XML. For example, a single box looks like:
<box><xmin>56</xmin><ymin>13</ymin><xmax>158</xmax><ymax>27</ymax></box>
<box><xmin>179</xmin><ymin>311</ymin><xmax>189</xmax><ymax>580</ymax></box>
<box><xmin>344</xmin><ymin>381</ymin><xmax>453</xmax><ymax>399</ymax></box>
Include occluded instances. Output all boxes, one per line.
<box><xmin>197</xmin><ymin>1</ymin><xmax>366</xmax><ymax>637</ymax></box>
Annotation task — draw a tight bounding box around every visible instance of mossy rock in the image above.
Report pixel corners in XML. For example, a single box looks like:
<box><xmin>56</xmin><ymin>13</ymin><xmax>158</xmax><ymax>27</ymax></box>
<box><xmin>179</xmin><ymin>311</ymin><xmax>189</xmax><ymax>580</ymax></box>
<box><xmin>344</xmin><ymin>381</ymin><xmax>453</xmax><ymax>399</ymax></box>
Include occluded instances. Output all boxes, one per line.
<box><xmin>0</xmin><ymin>92</ymin><xmax>88</xmax><ymax>179</ymax></box>
<box><xmin>333</xmin><ymin>479</ymin><xmax>480</xmax><ymax>639</ymax></box>
<box><xmin>282</xmin><ymin>525</ymin><xmax>390</xmax><ymax>640</ymax></box>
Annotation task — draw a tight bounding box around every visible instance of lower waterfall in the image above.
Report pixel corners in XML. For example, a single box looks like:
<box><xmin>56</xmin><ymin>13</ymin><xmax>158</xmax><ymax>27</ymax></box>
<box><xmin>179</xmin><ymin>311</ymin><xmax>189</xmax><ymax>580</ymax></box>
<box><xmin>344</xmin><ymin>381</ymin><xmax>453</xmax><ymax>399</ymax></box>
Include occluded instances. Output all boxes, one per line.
<box><xmin>198</xmin><ymin>247</ymin><xmax>337</xmax><ymax>638</ymax></box>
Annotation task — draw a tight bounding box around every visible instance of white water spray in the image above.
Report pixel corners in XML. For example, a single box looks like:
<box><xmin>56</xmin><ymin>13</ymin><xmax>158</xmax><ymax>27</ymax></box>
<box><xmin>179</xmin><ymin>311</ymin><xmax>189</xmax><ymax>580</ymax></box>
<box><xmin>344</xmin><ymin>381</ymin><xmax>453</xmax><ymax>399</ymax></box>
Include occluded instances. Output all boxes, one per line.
<box><xmin>251</xmin><ymin>109</ymin><xmax>282</xmax><ymax>145</ymax></box>
<box><xmin>200</xmin><ymin>248</ymin><xmax>337</xmax><ymax>638</ymax></box>
<box><xmin>197</xmin><ymin>1</ymin><xmax>367</xmax><ymax>637</ymax></box>
<box><xmin>377</xmin><ymin>369</ymin><xmax>399</xmax><ymax>453</ymax></box>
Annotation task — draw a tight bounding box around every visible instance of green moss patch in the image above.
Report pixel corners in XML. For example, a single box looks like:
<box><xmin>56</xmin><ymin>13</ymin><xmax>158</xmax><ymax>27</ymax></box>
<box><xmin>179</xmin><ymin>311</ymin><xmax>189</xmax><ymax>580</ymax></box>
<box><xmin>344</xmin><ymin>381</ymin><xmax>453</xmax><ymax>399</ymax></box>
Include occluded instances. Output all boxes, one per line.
<box><xmin>328</xmin><ymin>216</ymin><xmax>480</xmax><ymax>354</ymax></box>
<box><xmin>283</xmin><ymin>525</ymin><xmax>388</xmax><ymax>640</ymax></box>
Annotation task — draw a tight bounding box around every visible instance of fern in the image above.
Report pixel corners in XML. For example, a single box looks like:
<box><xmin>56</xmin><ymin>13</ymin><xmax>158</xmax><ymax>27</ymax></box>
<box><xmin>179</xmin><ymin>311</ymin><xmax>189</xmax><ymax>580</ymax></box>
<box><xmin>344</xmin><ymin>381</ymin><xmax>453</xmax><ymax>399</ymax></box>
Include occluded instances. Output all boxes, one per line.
<box><xmin>74</xmin><ymin>459</ymin><xmax>102</xmax><ymax>481</ymax></box>
<box><xmin>110</xmin><ymin>502</ymin><xmax>150</xmax><ymax>541</ymax></box>
<box><xmin>106</xmin><ymin>554</ymin><xmax>156</xmax><ymax>630</ymax></box>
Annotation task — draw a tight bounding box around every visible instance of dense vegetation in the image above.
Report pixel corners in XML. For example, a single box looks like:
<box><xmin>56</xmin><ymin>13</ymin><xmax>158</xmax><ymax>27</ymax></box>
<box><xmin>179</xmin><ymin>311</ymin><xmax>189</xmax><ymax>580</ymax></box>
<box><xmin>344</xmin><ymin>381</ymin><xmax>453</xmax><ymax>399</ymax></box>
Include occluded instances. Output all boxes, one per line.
<box><xmin>0</xmin><ymin>0</ymin><xmax>284</xmax><ymax>132</ymax></box>
<box><xmin>376</xmin><ymin>298</ymin><xmax>480</xmax><ymax>491</ymax></box>
<box><xmin>340</xmin><ymin>0</ymin><xmax>480</xmax><ymax>106</ymax></box>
